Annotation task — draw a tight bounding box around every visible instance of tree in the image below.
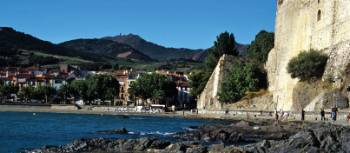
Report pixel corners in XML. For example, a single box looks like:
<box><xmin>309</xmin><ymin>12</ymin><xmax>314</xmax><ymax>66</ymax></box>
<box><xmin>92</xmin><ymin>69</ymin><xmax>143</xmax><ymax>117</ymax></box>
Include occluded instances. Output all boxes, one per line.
<box><xmin>93</xmin><ymin>75</ymin><xmax>120</xmax><ymax>103</ymax></box>
<box><xmin>18</xmin><ymin>86</ymin><xmax>35</xmax><ymax>103</ymax></box>
<box><xmin>287</xmin><ymin>50</ymin><xmax>328</xmax><ymax>81</ymax></box>
<box><xmin>58</xmin><ymin>84</ymin><xmax>74</xmax><ymax>104</ymax></box>
<box><xmin>205</xmin><ymin>32</ymin><xmax>238</xmax><ymax>71</ymax></box>
<box><xmin>32</xmin><ymin>86</ymin><xmax>56</xmax><ymax>103</ymax></box>
<box><xmin>129</xmin><ymin>73</ymin><xmax>177</xmax><ymax>106</ymax></box>
<box><xmin>189</xmin><ymin>70</ymin><xmax>210</xmax><ymax>98</ymax></box>
<box><xmin>218</xmin><ymin>60</ymin><xmax>263</xmax><ymax>103</ymax></box>
<box><xmin>70</xmin><ymin>75</ymin><xmax>120</xmax><ymax>105</ymax></box>
<box><xmin>71</xmin><ymin>79</ymin><xmax>92</xmax><ymax>103</ymax></box>
<box><xmin>189</xmin><ymin>32</ymin><xmax>238</xmax><ymax>99</ymax></box>
<box><xmin>0</xmin><ymin>84</ymin><xmax>19</xmax><ymax>102</ymax></box>
<box><xmin>247</xmin><ymin>31</ymin><xmax>275</xmax><ymax>64</ymax></box>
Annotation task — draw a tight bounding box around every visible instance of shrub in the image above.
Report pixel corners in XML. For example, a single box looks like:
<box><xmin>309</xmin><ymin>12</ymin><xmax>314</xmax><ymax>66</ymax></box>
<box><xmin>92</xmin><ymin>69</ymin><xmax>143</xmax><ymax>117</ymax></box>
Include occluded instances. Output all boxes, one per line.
<box><xmin>218</xmin><ymin>60</ymin><xmax>264</xmax><ymax>103</ymax></box>
<box><xmin>287</xmin><ymin>50</ymin><xmax>328</xmax><ymax>81</ymax></box>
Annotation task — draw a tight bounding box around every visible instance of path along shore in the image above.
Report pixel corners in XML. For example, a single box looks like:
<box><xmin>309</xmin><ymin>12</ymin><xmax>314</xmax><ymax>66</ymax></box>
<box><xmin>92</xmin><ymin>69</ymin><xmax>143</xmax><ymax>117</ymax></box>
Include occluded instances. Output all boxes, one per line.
<box><xmin>2</xmin><ymin>104</ymin><xmax>350</xmax><ymax>126</ymax></box>
<box><xmin>0</xmin><ymin>104</ymin><xmax>182</xmax><ymax>117</ymax></box>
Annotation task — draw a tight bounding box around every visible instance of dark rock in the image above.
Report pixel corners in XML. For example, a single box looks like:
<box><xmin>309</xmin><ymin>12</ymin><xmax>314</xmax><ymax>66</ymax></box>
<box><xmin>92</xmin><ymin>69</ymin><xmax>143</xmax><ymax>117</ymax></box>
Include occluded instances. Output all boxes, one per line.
<box><xmin>208</xmin><ymin>144</ymin><xmax>225</xmax><ymax>153</ymax></box>
<box><xmin>26</xmin><ymin>121</ymin><xmax>350</xmax><ymax>153</ymax></box>
<box><xmin>96</xmin><ymin>128</ymin><xmax>129</xmax><ymax>134</ymax></box>
<box><xmin>248</xmin><ymin>123</ymin><xmax>350</xmax><ymax>153</ymax></box>
<box><xmin>175</xmin><ymin>120</ymin><xmax>302</xmax><ymax>145</ymax></box>
<box><xmin>149</xmin><ymin>139</ymin><xmax>171</xmax><ymax>149</ymax></box>
<box><xmin>188</xmin><ymin>126</ymin><xmax>199</xmax><ymax>129</ymax></box>
<box><xmin>186</xmin><ymin>145</ymin><xmax>207</xmax><ymax>153</ymax></box>
<box><xmin>163</xmin><ymin>143</ymin><xmax>188</xmax><ymax>153</ymax></box>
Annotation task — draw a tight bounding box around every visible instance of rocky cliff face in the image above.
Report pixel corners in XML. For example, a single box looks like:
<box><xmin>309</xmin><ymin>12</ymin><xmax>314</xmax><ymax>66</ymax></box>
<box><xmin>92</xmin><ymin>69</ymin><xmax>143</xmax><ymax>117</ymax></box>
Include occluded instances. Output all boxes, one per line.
<box><xmin>266</xmin><ymin>0</ymin><xmax>350</xmax><ymax>111</ymax></box>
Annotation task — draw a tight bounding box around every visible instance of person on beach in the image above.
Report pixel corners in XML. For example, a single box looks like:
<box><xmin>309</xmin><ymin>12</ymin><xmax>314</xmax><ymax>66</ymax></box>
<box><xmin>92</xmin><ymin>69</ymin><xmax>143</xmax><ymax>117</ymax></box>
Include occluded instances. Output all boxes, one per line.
<box><xmin>301</xmin><ymin>109</ymin><xmax>305</xmax><ymax>121</ymax></box>
<box><xmin>274</xmin><ymin>110</ymin><xmax>279</xmax><ymax>124</ymax></box>
<box><xmin>347</xmin><ymin>111</ymin><xmax>350</xmax><ymax>123</ymax></box>
<box><xmin>282</xmin><ymin>112</ymin><xmax>289</xmax><ymax>121</ymax></box>
<box><xmin>331</xmin><ymin>107</ymin><xmax>338</xmax><ymax>121</ymax></box>
<box><xmin>320</xmin><ymin>109</ymin><xmax>325</xmax><ymax>121</ymax></box>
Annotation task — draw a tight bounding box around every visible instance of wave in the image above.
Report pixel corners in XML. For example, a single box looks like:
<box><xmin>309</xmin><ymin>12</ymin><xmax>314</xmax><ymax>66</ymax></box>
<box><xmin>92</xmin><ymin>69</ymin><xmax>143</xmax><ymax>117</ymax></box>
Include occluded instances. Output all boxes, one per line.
<box><xmin>128</xmin><ymin>131</ymin><xmax>175</xmax><ymax>136</ymax></box>
<box><xmin>183</xmin><ymin>127</ymin><xmax>198</xmax><ymax>131</ymax></box>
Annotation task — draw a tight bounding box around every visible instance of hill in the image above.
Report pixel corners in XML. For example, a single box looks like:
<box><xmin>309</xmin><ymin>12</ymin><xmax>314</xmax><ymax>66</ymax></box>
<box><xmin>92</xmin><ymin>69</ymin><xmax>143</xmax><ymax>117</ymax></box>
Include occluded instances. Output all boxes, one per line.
<box><xmin>60</xmin><ymin>39</ymin><xmax>153</xmax><ymax>62</ymax></box>
<box><xmin>0</xmin><ymin>27</ymin><xmax>108</xmax><ymax>66</ymax></box>
<box><xmin>103</xmin><ymin>34</ymin><xmax>206</xmax><ymax>61</ymax></box>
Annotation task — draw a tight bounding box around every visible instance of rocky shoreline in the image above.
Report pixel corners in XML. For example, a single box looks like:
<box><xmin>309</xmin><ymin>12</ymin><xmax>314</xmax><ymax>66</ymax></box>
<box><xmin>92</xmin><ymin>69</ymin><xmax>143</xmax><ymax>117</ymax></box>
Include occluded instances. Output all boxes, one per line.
<box><xmin>25</xmin><ymin>120</ymin><xmax>350</xmax><ymax>153</ymax></box>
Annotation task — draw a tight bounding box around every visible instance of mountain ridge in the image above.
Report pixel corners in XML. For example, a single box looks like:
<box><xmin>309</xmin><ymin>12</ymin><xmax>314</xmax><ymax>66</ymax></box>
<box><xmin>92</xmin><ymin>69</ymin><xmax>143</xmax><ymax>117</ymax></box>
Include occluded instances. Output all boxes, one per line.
<box><xmin>103</xmin><ymin>34</ymin><xmax>207</xmax><ymax>61</ymax></box>
<box><xmin>60</xmin><ymin>38</ymin><xmax>153</xmax><ymax>62</ymax></box>
<box><xmin>0</xmin><ymin>27</ymin><xmax>109</xmax><ymax>66</ymax></box>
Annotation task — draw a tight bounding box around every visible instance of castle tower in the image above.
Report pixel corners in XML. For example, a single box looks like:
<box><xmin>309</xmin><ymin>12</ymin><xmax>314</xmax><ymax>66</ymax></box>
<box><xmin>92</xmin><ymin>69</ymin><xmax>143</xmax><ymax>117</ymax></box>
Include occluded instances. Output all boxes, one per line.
<box><xmin>266</xmin><ymin>0</ymin><xmax>350</xmax><ymax>111</ymax></box>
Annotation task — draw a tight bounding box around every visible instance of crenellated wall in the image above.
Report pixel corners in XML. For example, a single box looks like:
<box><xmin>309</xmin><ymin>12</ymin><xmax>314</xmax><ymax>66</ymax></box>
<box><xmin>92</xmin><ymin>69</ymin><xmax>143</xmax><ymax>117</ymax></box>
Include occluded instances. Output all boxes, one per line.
<box><xmin>266</xmin><ymin>0</ymin><xmax>350</xmax><ymax>111</ymax></box>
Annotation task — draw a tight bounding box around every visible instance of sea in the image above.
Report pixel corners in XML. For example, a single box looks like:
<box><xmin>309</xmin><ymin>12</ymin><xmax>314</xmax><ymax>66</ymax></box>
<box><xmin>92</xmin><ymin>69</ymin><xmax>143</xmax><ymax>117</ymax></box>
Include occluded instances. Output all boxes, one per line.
<box><xmin>0</xmin><ymin>112</ymin><xmax>218</xmax><ymax>153</ymax></box>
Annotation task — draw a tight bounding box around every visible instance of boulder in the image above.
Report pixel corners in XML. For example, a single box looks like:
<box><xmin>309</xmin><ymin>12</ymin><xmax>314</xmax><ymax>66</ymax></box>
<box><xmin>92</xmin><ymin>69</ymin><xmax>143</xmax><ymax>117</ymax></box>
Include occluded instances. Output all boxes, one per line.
<box><xmin>96</xmin><ymin>128</ymin><xmax>129</xmax><ymax>134</ymax></box>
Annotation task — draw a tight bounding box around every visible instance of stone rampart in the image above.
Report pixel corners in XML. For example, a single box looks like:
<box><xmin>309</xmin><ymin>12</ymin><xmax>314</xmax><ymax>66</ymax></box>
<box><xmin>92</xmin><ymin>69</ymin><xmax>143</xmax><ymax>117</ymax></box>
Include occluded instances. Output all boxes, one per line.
<box><xmin>266</xmin><ymin>0</ymin><xmax>350</xmax><ymax>111</ymax></box>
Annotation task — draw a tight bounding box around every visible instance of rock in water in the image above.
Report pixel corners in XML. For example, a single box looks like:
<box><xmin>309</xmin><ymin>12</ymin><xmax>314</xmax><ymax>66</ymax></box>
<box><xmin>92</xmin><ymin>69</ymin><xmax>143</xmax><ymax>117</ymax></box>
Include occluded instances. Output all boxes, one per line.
<box><xmin>96</xmin><ymin>128</ymin><xmax>129</xmax><ymax>134</ymax></box>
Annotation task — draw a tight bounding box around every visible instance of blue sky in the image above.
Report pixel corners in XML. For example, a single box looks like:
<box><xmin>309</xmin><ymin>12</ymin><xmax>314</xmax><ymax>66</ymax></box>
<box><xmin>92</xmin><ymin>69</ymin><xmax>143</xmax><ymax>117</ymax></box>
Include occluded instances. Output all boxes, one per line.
<box><xmin>0</xmin><ymin>0</ymin><xmax>276</xmax><ymax>49</ymax></box>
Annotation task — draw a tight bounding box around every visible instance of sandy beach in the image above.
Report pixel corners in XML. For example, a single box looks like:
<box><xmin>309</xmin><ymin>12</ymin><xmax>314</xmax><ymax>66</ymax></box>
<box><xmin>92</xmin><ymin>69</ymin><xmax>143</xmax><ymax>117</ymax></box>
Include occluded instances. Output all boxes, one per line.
<box><xmin>2</xmin><ymin>104</ymin><xmax>350</xmax><ymax>127</ymax></box>
<box><xmin>0</xmin><ymin>104</ymin><xmax>184</xmax><ymax>117</ymax></box>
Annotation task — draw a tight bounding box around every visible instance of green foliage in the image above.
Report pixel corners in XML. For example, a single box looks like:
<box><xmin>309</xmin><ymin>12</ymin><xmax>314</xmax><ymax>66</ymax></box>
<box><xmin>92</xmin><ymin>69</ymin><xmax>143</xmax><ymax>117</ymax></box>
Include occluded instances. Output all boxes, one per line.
<box><xmin>60</xmin><ymin>38</ymin><xmax>153</xmax><ymax>62</ymax></box>
<box><xmin>247</xmin><ymin>31</ymin><xmax>275</xmax><ymax>64</ymax></box>
<box><xmin>218</xmin><ymin>60</ymin><xmax>265</xmax><ymax>103</ymax></box>
<box><xmin>189</xmin><ymin>32</ymin><xmax>238</xmax><ymax>98</ymax></box>
<box><xmin>58</xmin><ymin>84</ymin><xmax>75</xmax><ymax>103</ymax></box>
<box><xmin>0</xmin><ymin>47</ymin><xmax>19</xmax><ymax>67</ymax></box>
<box><xmin>70</xmin><ymin>75</ymin><xmax>120</xmax><ymax>103</ymax></box>
<box><xmin>189</xmin><ymin>70</ymin><xmax>210</xmax><ymax>98</ymax></box>
<box><xmin>287</xmin><ymin>50</ymin><xmax>328</xmax><ymax>81</ymax></box>
<box><xmin>129</xmin><ymin>73</ymin><xmax>177</xmax><ymax>105</ymax></box>
<box><xmin>17</xmin><ymin>86</ymin><xmax>35</xmax><ymax>102</ymax></box>
<box><xmin>28</xmin><ymin>54</ymin><xmax>60</xmax><ymax>66</ymax></box>
<box><xmin>0</xmin><ymin>84</ymin><xmax>19</xmax><ymax>97</ymax></box>
<box><xmin>32</xmin><ymin>86</ymin><xmax>56</xmax><ymax>102</ymax></box>
<box><xmin>93</xmin><ymin>75</ymin><xmax>120</xmax><ymax>101</ymax></box>
<box><xmin>205</xmin><ymin>32</ymin><xmax>238</xmax><ymax>71</ymax></box>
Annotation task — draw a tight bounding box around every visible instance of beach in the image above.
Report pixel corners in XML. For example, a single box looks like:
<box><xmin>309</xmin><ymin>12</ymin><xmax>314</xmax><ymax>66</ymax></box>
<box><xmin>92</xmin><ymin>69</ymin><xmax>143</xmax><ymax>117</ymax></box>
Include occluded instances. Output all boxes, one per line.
<box><xmin>2</xmin><ymin>104</ymin><xmax>350</xmax><ymax>124</ymax></box>
<box><xmin>0</xmin><ymin>104</ymin><xmax>183</xmax><ymax>117</ymax></box>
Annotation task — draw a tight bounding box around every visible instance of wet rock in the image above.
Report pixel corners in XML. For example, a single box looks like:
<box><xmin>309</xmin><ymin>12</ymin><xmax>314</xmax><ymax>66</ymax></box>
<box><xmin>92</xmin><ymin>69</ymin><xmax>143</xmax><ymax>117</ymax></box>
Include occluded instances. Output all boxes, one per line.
<box><xmin>163</xmin><ymin>143</ymin><xmax>188</xmax><ymax>153</ymax></box>
<box><xmin>208</xmin><ymin>144</ymin><xmax>225</xmax><ymax>153</ymax></box>
<box><xmin>149</xmin><ymin>139</ymin><xmax>171</xmax><ymax>149</ymax></box>
<box><xmin>96</xmin><ymin>128</ymin><xmax>129</xmax><ymax>134</ymax></box>
<box><xmin>174</xmin><ymin>120</ymin><xmax>301</xmax><ymax>144</ymax></box>
<box><xmin>248</xmin><ymin>123</ymin><xmax>350</xmax><ymax>153</ymax></box>
<box><xmin>26</xmin><ymin>121</ymin><xmax>350</xmax><ymax>153</ymax></box>
<box><xmin>185</xmin><ymin>145</ymin><xmax>207</xmax><ymax>153</ymax></box>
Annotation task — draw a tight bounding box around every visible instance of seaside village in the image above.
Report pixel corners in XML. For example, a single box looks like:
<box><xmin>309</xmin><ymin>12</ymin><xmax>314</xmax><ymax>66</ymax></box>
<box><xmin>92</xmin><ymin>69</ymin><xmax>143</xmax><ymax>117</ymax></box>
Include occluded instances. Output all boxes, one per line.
<box><xmin>0</xmin><ymin>64</ymin><xmax>193</xmax><ymax>112</ymax></box>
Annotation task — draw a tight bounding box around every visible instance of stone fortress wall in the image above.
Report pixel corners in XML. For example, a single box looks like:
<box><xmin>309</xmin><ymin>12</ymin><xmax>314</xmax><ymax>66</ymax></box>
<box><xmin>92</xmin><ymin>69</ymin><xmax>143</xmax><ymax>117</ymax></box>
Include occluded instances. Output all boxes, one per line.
<box><xmin>197</xmin><ymin>55</ymin><xmax>235</xmax><ymax>111</ymax></box>
<box><xmin>197</xmin><ymin>0</ymin><xmax>350</xmax><ymax>112</ymax></box>
<box><xmin>266</xmin><ymin>0</ymin><xmax>350</xmax><ymax>111</ymax></box>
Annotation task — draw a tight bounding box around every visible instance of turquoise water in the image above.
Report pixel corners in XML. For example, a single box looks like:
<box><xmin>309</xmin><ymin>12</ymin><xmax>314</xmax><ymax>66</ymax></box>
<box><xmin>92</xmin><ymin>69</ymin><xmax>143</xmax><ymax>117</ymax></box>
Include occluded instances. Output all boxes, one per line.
<box><xmin>0</xmin><ymin>112</ymin><xmax>215</xmax><ymax>153</ymax></box>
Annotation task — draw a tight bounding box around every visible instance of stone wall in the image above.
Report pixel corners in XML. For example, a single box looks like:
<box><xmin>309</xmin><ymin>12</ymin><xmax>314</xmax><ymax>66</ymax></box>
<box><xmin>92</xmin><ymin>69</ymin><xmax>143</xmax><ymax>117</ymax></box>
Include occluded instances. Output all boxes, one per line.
<box><xmin>197</xmin><ymin>55</ymin><xmax>235</xmax><ymax>111</ymax></box>
<box><xmin>266</xmin><ymin>0</ymin><xmax>350</xmax><ymax>111</ymax></box>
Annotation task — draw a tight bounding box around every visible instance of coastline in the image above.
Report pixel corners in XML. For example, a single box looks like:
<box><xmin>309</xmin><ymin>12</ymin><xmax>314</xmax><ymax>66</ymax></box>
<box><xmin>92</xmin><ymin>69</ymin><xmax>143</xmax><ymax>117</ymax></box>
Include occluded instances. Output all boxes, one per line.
<box><xmin>0</xmin><ymin>104</ymin><xmax>184</xmax><ymax>118</ymax></box>
<box><xmin>2</xmin><ymin>104</ymin><xmax>350</xmax><ymax>126</ymax></box>
<box><xmin>0</xmin><ymin>104</ymin><xmax>273</xmax><ymax>122</ymax></box>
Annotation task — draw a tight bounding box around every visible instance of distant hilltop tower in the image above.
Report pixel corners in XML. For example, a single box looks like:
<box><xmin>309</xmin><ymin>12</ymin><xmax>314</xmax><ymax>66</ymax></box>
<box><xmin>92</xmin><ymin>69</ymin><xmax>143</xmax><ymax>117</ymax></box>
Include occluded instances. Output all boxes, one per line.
<box><xmin>266</xmin><ymin>0</ymin><xmax>350</xmax><ymax>111</ymax></box>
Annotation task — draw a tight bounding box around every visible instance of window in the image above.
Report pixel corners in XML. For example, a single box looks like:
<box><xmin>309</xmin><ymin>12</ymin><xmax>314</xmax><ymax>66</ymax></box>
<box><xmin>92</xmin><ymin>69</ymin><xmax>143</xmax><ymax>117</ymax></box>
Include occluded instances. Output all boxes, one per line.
<box><xmin>317</xmin><ymin>10</ymin><xmax>322</xmax><ymax>21</ymax></box>
<box><xmin>318</xmin><ymin>0</ymin><xmax>321</xmax><ymax>4</ymax></box>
